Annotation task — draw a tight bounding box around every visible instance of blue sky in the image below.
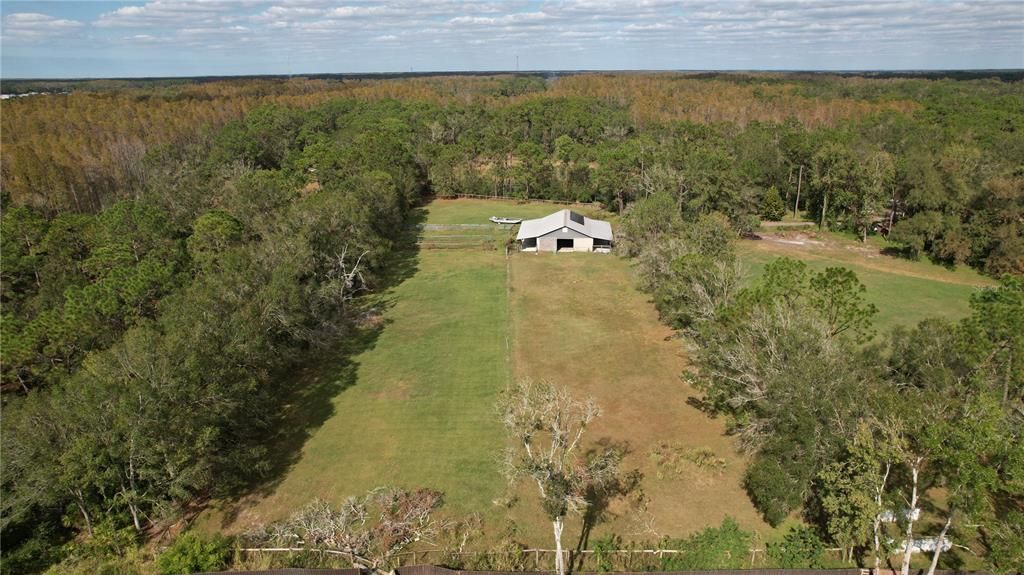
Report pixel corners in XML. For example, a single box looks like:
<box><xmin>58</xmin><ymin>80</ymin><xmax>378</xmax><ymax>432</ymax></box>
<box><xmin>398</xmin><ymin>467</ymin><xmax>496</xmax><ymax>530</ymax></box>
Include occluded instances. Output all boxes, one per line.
<box><xmin>2</xmin><ymin>1</ymin><xmax>1022</xmax><ymax>78</ymax></box>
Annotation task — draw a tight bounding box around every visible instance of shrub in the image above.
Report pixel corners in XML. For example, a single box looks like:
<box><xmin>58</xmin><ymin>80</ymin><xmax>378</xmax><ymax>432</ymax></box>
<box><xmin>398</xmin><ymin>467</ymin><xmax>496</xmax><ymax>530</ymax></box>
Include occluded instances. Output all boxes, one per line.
<box><xmin>619</xmin><ymin>192</ymin><xmax>683</xmax><ymax>257</ymax></box>
<box><xmin>768</xmin><ymin>525</ymin><xmax>826</xmax><ymax>568</ymax></box>
<box><xmin>761</xmin><ymin>186</ymin><xmax>787</xmax><ymax>221</ymax></box>
<box><xmin>156</xmin><ymin>532</ymin><xmax>233</xmax><ymax>575</ymax></box>
<box><xmin>743</xmin><ymin>457</ymin><xmax>803</xmax><ymax>527</ymax></box>
<box><xmin>661</xmin><ymin>517</ymin><xmax>751</xmax><ymax>570</ymax></box>
<box><xmin>590</xmin><ymin>534</ymin><xmax>622</xmax><ymax>573</ymax></box>
<box><xmin>649</xmin><ymin>443</ymin><xmax>726</xmax><ymax>479</ymax></box>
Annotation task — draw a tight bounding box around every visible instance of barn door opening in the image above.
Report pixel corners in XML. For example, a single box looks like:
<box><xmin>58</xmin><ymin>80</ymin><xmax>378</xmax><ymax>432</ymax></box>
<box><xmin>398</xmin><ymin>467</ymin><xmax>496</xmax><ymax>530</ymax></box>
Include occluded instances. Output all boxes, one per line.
<box><xmin>556</xmin><ymin>238</ymin><xmax>574</xmax><ymax>252</ymax></box>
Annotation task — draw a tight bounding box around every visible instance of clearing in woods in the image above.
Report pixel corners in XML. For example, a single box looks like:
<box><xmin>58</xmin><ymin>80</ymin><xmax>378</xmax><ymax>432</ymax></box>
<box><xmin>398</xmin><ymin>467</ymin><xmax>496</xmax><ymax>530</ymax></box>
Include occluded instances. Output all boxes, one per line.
<box><xmin>205</xmin><ymin>199</ymin><xmax>991</xmax><ymax>549</ymax></box>
<box><xmin>208</xmin><ymin>246</ymin><xmax>510</xmax><ymax>531</ymax></box>
<box><xmin>204</xmin><ymin>198</ymin><xmax>769</xmax><ymax>546</ymax></box>
<box><xmin>740</xmin><ymin>229</ymin><xmax>996</xmax><ymax>330</ymax></box>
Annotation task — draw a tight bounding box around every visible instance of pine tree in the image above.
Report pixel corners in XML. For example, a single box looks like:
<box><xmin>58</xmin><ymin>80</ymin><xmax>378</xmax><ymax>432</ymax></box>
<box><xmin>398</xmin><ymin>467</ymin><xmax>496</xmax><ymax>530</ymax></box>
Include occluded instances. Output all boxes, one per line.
<box><xmin>761</xmin><ymin>185</ymin><xmax>787</xmax><ymax>221</ymax></box>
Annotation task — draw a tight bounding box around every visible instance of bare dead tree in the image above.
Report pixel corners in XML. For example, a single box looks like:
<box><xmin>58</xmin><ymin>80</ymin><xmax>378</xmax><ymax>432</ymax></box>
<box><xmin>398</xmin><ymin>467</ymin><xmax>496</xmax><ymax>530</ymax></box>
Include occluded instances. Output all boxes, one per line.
<box><xmin>497</xmin><ymin>379</ymin><xmax>621</xmax><ymax>575</ymax></box>
<box><xmin>251</xmin><ymin>487</ymin><xmax>446</xmax><ymax>574</ymax></box>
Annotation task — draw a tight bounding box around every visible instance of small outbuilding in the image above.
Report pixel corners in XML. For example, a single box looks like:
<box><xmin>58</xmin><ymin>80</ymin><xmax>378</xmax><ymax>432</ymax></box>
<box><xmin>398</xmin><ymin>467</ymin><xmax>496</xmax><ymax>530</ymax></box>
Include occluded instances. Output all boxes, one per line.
<box><xmin>515</xmin><ymin>209</ymin><xmax>613</xmax><ymax>253</ymax></box>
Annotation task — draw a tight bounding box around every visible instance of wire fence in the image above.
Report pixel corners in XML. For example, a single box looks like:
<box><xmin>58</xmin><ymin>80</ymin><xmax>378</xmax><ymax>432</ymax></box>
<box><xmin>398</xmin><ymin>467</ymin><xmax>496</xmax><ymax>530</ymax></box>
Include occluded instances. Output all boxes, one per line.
<box><xmin>203</xmin><ymin>558</ymin><xmax>979</xmax><ymax>575</ymax></box>
<box><xmin>439</xmin><ymin>193</ymin><xmax>601</xmax><ymax>207</ymax></box>
<box><xmin>414</xmin><ymin>222</ymin><xmax>513</xmax><ymax>251</ymax></box>
<box><xmin>230</xmin><ymin>546</ymin><xmax>850</xmax><ymax>573</ymax></box>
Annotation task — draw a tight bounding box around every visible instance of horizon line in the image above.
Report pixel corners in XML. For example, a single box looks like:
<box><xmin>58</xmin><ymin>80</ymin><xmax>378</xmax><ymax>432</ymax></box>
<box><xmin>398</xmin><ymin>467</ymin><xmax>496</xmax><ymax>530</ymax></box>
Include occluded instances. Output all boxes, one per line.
<box><xmin>4</xmin><ymin>67</ymin><xmax>1023</xmax><ymax>83</ymax></box>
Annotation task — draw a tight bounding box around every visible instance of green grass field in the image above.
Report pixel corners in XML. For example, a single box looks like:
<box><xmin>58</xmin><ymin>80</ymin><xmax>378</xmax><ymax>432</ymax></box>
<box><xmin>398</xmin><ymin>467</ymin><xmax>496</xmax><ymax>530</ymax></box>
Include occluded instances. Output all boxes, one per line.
<box><xmin>738</xmin><ymin>233</ymin><xmax>995</xmax><ymax>331</ymax></box>
<box><xmin>203</xmin><ymin>198</ymin><xmax>767</xmax><ymax>546</ymax></box>
<box><xmin>202</xmin><ymin>248</ymin><xmax>510</xmax><ymax>531</ymax></box>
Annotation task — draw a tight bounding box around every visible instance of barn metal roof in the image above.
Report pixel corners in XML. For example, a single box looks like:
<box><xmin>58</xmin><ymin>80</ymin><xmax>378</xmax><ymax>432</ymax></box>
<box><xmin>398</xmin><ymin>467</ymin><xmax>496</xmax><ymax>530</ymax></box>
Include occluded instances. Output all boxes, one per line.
<box><xmin>515</xmin><ymin>209</ymin><xmax>613</xmax><ymax>241</ymax></box>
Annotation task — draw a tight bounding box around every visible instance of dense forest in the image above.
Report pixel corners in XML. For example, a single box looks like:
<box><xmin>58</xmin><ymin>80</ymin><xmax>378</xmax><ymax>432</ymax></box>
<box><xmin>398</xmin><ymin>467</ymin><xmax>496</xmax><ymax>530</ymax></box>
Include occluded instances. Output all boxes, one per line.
<box><xmin>4</xmin><ymin>74</ymin><xmax>1022</xmax><ymax>273</ymax></box>
<box><xmin>1</xmin><ymin>73</ymin><xmax>1022</xmax><ymax>574</ymax></box>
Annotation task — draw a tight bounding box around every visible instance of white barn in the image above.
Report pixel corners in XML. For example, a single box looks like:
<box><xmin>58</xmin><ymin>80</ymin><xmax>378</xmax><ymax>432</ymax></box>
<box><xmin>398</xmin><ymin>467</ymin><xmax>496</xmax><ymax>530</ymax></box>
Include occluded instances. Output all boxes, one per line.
<box><xmin>515</xmin><ymin>209</ymin><xmax>613</xmax><ymax>253</ymax></box>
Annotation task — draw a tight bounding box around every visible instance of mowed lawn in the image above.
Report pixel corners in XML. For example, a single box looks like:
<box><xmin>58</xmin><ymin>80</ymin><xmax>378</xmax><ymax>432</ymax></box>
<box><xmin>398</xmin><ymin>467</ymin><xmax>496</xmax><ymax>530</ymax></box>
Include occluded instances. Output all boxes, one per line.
<box><xmin>216</xmin><ymin>247</ymin><xmax>511</xmax><ymax>529</ymax></box>
<box><xmin>738</xmin><ymin>237</ymin><xmax>996</xmax><ymax>331</ymax></box>
<box><xmin>508</xmin><ymin>254</ymin><xmax>772</xmax><ymax>540</ymax></box>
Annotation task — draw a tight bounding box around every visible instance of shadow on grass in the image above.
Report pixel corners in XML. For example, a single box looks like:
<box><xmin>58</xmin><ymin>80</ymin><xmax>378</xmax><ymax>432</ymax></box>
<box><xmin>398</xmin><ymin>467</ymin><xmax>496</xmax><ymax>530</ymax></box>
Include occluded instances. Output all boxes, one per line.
<box><xmin>880</xmin><ymin>245</ymin><xmax>963</xmax><ymax>272</ymax></box>
<box><xmin>570</xmin><ymin>438</ymin><xmax>643</xmax><ymax>572</ymax></box>
<box><xmin>212</xmin><ymin>207</ymin><xmax>427</xmax><ymax>528</ymax></box>
<box><xmin>685</xmin><ymin>395</ymin><xmax>720</xmax><ymax>416</ymax></box>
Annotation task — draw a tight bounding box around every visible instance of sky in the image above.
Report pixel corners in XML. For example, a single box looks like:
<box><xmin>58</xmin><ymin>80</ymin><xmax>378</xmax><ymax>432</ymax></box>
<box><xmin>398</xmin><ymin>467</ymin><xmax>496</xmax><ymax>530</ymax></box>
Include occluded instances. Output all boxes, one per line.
<box><xmin>1</xmin><ymin>0</ymin><xmax>1022</xmax><ymax>78</ymax></box>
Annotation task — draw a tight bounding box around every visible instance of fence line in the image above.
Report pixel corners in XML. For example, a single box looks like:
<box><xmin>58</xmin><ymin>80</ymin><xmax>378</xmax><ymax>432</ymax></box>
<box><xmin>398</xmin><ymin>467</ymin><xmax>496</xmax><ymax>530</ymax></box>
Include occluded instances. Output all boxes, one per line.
<box><xmin>239</xmin><ymin>546</ymin><xmax>849</xmax><ymax>556</ymax></box>
<box><xmin>420</xmin><ymin>224</ymin><xmax>498</xmax><ymax>230</ymax></box>
<box><xmin>417</xmin><ymin>243</ymin><xmax>499</xmax><ymax>250</ymax></box>
<box><xmin>237</xmin><ymin>546</ymin><xmax>849</xmax><ymax>562</ymax></box>
<box><xmin>441</xmin><ymin>193</ymin><xmax>600</xmax><ymax>207</ymax></box>
<box><xmin>241</xmin><ymin>547</ymin><xmax>354</xmax><ymax>557</ymax></box>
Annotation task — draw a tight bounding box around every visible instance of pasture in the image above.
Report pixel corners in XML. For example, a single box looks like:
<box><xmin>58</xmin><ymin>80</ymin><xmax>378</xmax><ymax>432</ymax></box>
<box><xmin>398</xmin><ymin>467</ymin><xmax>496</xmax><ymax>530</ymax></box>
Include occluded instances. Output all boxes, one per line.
<box><xmin>739</xmin><ymin>230</ymin><xmax>996</xmax><ymax>330</ymax></box>
<box><xmin>508</xmin><ymin>252</ymin><xmax>769</xmax><ymax>539</ymax></box>
<box><xmin>205</xmin><ymin>199</ymin><xmax>992</xmax><ymax>552</ymax></box>
<box><xmin>207</xmin><ymin>198</ymin><xmax>768</xmax><ymax>547</ymax></box>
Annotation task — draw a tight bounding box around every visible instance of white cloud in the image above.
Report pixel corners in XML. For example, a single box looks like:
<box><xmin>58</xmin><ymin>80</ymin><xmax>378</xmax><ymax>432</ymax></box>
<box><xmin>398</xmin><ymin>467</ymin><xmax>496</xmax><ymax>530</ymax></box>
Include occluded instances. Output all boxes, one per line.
<box><xmin>4</xmin><ymin>0</ymin><xmax>1022</xmax><ymax>74</ymax></box>
<box><xmin>251</xmin><ymin>5</ymin><xmax>322</xmax><ymax>22</ymax></box>
<box><xmin>3</xmin><ymin>12</ymin><xmax>83</xmax><ymax>41</ymax></box>
<box><xmin>327</xmin><ymin>5</ymin><xmax>398</xmax><ymax>18</ymax></box>
<box><xmin>450</xmin><ymin>11</ymin><xmax>551</xmax><ymax>26</ymax></box>
<box><xmin>95</xmin><ymin>0</ymin><xmax>242</xmax><ymax>28</ymax></box>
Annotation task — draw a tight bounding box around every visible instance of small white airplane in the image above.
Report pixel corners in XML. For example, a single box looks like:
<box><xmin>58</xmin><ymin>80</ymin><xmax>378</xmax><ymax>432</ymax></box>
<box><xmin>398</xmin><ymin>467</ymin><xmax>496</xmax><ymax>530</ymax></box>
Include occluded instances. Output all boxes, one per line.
<box><xmin>489</xmin><ymin>216</ymin><xmax>522</xmax><ymax>224</ymax></box>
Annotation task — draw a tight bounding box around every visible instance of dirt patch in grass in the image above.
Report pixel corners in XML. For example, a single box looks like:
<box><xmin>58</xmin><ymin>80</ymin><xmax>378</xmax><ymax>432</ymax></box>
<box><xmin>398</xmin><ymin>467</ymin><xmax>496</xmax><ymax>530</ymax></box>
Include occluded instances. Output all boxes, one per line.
<box><xmin>369</xmin><ymin>378</ymin><xmax>414</xmax><ymax>400</ymax></box>
<box><xmin>747</xmin><ymin>230</ymin><xmax>995</xmax><ymax>287</ymax></box>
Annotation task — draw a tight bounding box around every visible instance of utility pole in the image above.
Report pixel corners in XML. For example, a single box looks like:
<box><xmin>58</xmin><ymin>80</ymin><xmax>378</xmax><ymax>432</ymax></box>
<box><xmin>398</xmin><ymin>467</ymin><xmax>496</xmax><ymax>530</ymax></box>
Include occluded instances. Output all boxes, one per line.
<box><xmin>793</xmin><ymin>164</ymin><xmax>803</xmax><ymax>218</ymax></box>
<box><xmin>887</xmin><ymin>184</ymin><xmax>897</xmax><ymax>237</ymax></box>
<box><xmin>819</xmin><ymin>190</ymin><xmax>828</xmax><ymax>231</ymax></box>
<box><xmin>516</xmin><ymin>55</ymin><xmax>519</xmax><ymax>72</ymax></box>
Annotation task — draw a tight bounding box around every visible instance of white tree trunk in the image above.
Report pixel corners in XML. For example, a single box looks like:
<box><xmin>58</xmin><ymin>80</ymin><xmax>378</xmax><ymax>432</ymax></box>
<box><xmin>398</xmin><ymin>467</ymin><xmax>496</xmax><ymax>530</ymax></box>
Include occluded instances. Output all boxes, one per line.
<box><xmin>73</xmin><ymin>492</ymin><xmax>93</xmax><ymax>537</ymax></box>
<box><xmin>874</xmin><ymin>462</ymin><xmax>891</xmax><ymax>573</ymax></box>
<box><xmin>900</xmin><ymin>460</ymin><xmax>921</xmax><ymax>575</ymax></box>
<box><xmin>872</xmin><ymin>514</ymin><xmax>883</xmax><ymax>571</ymax></box>
<box><xmin>129</xmin><ymin>503</ymin><xmax>142</xmax><ymax>531</ymax></box>
<box><xmin>793</xmin><ymin>165</ymin><xmax>803</xmax><ymax>217</ymax></box>
<box><xmin>553</xmin><ymin>516</ymin><xmax>565</xmax><ymax>575</ymax></box>
<box><xmin>926</xmin><ymin>516</ymin><xmax>953</xmax><ymax>575</ymax></box>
